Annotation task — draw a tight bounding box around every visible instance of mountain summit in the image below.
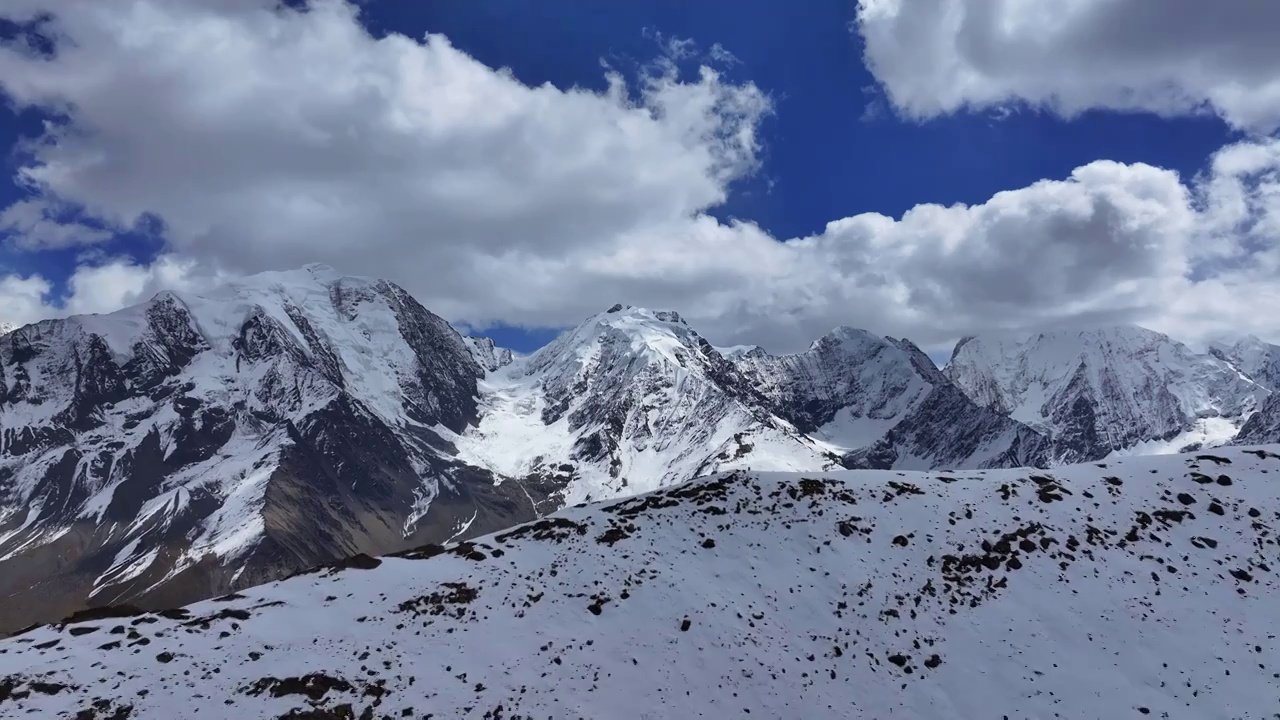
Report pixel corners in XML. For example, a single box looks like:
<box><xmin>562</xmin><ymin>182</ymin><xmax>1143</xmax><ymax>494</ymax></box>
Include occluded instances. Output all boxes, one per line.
<box><xmin>0</xmin><ymin>266</ymin><xmax>551</xmax><ymax>632</ymax></box>
<box><xmin>946</xmin><ymin>325</ymin><xmax>1269</xmax><ymax>460</ymax></box>
<box><xmin>732</xmin><ymin>326</ymin><xmax>1050</xmax><ymax>469</ymax></box>
<box><xmin>446</xmin><ymin>305</ymin><xmax>836</xmax><ymax>503</ymax></box>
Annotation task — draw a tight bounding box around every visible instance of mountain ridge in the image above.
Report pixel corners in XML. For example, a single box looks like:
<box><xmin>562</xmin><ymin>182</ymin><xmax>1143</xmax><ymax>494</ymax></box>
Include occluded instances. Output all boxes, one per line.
<box><xmin>4</xmin><ymin>266</ymin><xmax>1280</xmax><ymax>634</ymax></box>
<box><xmin>945</xmin><ymin>325</ymin><xmax>1270</xmax><ymax>461</ymax></box>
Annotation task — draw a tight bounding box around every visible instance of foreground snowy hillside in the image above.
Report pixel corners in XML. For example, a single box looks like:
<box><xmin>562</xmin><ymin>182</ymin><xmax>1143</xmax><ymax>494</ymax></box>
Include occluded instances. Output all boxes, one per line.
<box><xmin>3</xmin><ymin>446</ymin><xmax>1277</xmax><ymax>719</ymax></box>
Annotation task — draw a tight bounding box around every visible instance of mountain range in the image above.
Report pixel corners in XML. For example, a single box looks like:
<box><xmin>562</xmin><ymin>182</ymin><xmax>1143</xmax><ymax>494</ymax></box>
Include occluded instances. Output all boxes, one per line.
<box><xmin>1</xmin><ymin>264</ymin><xmax>1276</xmax><ymax>633</ymax></box>
<box><xmin>3</xmin><ymin>445</ymin><xmax>1277</xmax><ymax>718</ymax></box>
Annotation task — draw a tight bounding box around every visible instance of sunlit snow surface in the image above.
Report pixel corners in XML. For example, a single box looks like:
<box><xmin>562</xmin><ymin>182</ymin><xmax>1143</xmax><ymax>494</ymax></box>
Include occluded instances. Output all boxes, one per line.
<box><xmin>948</xmin><ymin>326</ymin><xmax>1270</xmax><ymax>457</ymax></box>
<box><xmin>2</xmin><ymin>445</ymin><xmax>1278</xmax><ymax>719</ymax></box>
<box><xmin>450</xmin><ymin>306</ymin><xmax>833</xmax><ymax>504</ymax></box>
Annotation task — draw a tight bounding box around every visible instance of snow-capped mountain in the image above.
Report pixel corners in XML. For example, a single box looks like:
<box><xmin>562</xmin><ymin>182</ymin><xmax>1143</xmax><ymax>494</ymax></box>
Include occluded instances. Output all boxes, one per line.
<box><xmin>4</xmin><ymin>445</ymin><xmax>1277</xmax><ymax>718</ymax></box>
<box><xmin>947</xmin><ymin>326</ymin><xmax>1270</xmax><ymax>461</ymax></box>
<box><xmin>0</xmin><ymin>265</ymin><xmax>554</xmax><ymax>634</ymax></box>
<box><xmin>0</xmin><ymin>322</ymin><xmax>14</xmax><ymax>338</ymax></box>
<box><xmin>1236</xmin><ymin>395</ymin><xmax>1280</xmax><ymax>445</ymax></box>
<box><xmin>733</xmin><ymin>327</ymin><xmax>1050</xmax><ymax>469</ymax></box>
<box><xmin>1212</xmin><ymin>335</ymin><xmax>1280</xmax><ymax>392</ymax></box>
<box><xmin>445</xmin><ymin>305</ymin><xmax>838</xmax><ymax>504</ymax></box>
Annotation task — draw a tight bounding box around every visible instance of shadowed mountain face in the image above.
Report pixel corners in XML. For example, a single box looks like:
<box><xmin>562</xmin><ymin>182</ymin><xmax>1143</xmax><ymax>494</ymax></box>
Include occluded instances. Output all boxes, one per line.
<box><xmin>0</xmin><ymin>266</ymin><xmax>558</xmax><ymax>633</ymax></box>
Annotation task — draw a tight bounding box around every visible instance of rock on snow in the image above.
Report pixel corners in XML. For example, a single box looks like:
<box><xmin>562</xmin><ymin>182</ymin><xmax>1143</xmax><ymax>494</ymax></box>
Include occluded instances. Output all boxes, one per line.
<box><xmin>2</xmin><ymin>444</ymin><xmax>1278</xmax><ymax>718</ymax></box>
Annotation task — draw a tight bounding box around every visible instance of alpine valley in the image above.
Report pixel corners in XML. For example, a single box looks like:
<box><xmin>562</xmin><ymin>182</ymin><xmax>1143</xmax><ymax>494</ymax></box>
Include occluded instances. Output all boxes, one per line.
<box><xmin>0</xmin><ymin>265</ymin><xmax>1276</xmax><ymax>637</ymax></box>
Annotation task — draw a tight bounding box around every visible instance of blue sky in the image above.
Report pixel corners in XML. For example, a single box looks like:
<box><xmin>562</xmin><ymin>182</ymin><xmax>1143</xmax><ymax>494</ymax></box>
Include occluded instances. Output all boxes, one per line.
<box><xmin>369</xmin><ymin>0</ymin><xmax>1240</xmax><ymax>351</ymax></box>
<box><xmin>1</xmin><ymin>1</ymin><xmax>1278</xmax><ymax>354</ymax></box>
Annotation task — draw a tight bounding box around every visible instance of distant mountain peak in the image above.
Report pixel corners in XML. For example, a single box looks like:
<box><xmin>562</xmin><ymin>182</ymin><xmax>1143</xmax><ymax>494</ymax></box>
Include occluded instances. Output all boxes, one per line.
<box><xmin>731</xmin><ymin>325</ymin><xmax>1048</xmax><ymax>469</ymax></box>
<box><xmin>947</xmin><ymin>324</ymin><xmax>1268</xmax><ymax>461</ymax></box>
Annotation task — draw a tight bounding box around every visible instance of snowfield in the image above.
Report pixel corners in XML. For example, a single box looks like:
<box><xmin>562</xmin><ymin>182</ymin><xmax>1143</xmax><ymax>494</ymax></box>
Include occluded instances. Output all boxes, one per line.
<box><xmin>2</xmin><ymin>445</ymin><xmax>1278</xmax><ymax>719</ymax></box>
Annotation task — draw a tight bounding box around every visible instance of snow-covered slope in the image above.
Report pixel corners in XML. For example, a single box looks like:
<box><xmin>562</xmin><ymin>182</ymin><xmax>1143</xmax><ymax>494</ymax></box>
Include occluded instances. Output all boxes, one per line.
<box><xmin>3</xmin><ymin>446</ymin><xmax>1278</xmax><ymax>719</ymax></box>
<box><xmin>1236</xmin><ymin>396</ymin><xmax>1280</xmax><ymax>445</ymax></box>
<box><xmin>734</xmin><ymin>327</ymin><xmax>1050</xmax><ymax>469</ymax></box>
<box><xmin>1216</xmin><ymin>338</ymin><xmax>1280</xmax><ymax>445</ymax></box>
<box><xmin>1212</xmin><ymin>335</ymin><xmax>1280</xmax><ymax>392</ymax></box>
<box><xmin>447</xmin><ymin>305</ymin><xmax>836</xmax><ymax>504</ymax></box>
<box><xmin>0</xmin><ymin>322</ymin><xmax>14</xmax><ymax>338</ymax></box>
<box><xmin>947</xmin><ymin>326</ymin><xmax>1269</xmax><ymax>462</ymax></box>
<box><xmin>0</xmin><ymin>265</ymin><xmax>551</xmax><ymax>634</ymax></box>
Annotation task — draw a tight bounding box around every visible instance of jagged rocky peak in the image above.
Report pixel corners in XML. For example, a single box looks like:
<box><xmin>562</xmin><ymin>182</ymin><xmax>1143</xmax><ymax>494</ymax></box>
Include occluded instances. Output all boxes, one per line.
<box><xmin>452</xmin><ymin>305</ymin><xmax>831</xmax><ymax>504</ymax></box>
<box><xmin>946</xmin><ymin>324</ymin><xmax>1269</xmax><ymax>460</ymax></box>
<box><xmin>735</xmin><ymin>326</ymin><xmax>935</xmax><ymax>434</ymax></box>
<box><xmin>0</xmin><ymin>265</ymin><xmax>550</xmax><ymax>635</ymax></box>
<box><xmin>730</xmin><ymin>325</ymin><xmax>1049</xmax><ymax>470</ymax></box>
<box><xmin>463</xmin><ymin>335</ymin><xmax>515</xmax><ymax>373</ymax></box>
<box><xmin>1211</xmin><ymin>335</ymin><xmax>1280</xmax><ymax>392</ymax></box>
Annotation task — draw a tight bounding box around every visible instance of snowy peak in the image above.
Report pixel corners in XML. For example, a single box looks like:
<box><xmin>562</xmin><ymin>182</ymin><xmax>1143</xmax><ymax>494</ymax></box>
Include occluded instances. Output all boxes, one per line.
<box><xmin>518</xmin><ymin>303</ymin><xmax>776</xmax><ymax>431</ymax></box>
<box><xmin>451</xmin><ymin>305</ymin><xmax>832</xmax><ymax>504</ymax></box>
<box><xmin>520</xmin><ymin>305</ymin><xmax>698</xmax><ymax>380</ymax></box>
<box><xmin>1211</xmin><ymin>335</ymin><xmax>1280</xmax><ymax>392</ymax></box>
<box><xmin>0</xmin><ymin>267</ymin><xmax>547</xmax><ymax>634</ymax></box>
<box><xmin>947</xmin><ymin>324</ymin><xmax>1269</xmax><ymax>460</ymax></box>
<box><xmin>733</xmin><ymin>326</ymin><xmax>1048</xmax><ymax>470</ymax></box>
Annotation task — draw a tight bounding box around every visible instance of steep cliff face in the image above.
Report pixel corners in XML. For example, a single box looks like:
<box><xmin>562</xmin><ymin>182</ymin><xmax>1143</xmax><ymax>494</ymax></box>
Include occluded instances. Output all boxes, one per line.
<box><xmin>946</xmin><ymin>326</ymin><xmax>1269</xmax><ymax>461</ymax></box>
<box><xmin>1211</xmin><ymin>336</ymin><xmax>1280</xmax><ymax>392</ymax></box>
<box><xmin>732</xmin><ymin>328</ymin><xmax>1050</xmax><ymax>470</ymax></box>
<box><xmin>1235</xmin><ymin>386</ymin><xmax>1280</xmax><ymax>445</ymax></box>
<box><xmin>0</xmin><ymin>265</ymin><xmax>550</xmax><ymax>633</ymax></box>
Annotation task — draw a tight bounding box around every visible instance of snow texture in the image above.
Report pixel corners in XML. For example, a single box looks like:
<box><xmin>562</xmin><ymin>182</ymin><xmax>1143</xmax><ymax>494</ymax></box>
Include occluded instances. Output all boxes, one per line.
<box><xmin>0</xmin><ymin>265</ymin><xmax>543</xmax><ymax>633</ymax></box>
<box><xmin>2</xmin><ymin>445</ymin><xmax>1278</xmax><ymax>719</ymax></box>
<box><xmin>734</xmin><ymin>327</ymin><xmax>1049</xmax><ymax>469</ymax></box>
<box><xmin>947</xmin><ymin>326</ymin><xmax>1270</xmax><ymax>461</ymax></box>
<box><xmin>450</xmin><ymin>305</ymin><xmax>836</xmax><ymax>505</ymax></box>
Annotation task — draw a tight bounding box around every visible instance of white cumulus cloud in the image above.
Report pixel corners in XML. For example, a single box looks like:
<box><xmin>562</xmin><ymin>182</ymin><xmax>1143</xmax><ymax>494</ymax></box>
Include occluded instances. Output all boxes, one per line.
<box><xmin>1</xmin><ymin>0</ymin><xmax>1280</xmax><ymax>356</ymax></box>
<box><xmin>856</xmin><ymin>0</ymin><xmax>1280</xmax><ymax>132</ymax></box>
